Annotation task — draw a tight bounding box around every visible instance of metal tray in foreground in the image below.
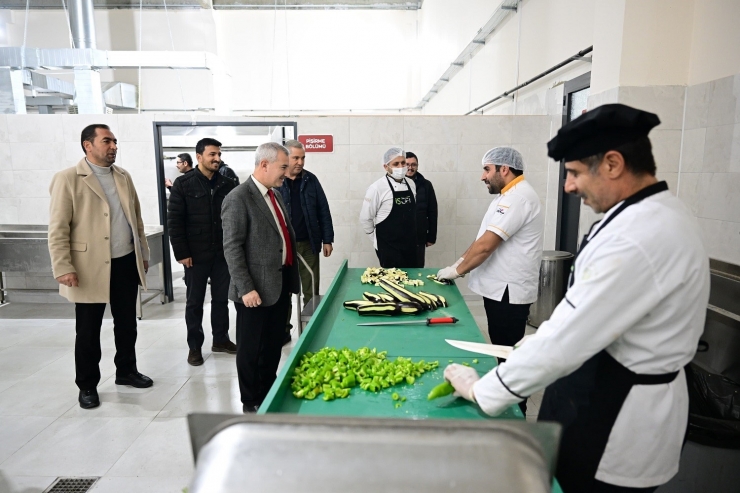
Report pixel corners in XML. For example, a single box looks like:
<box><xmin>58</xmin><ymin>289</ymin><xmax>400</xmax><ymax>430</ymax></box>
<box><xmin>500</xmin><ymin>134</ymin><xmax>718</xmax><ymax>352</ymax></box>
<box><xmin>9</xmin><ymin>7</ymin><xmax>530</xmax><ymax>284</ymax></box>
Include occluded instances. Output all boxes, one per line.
<box><xmin>188</xmin><ymin>413</ymin><xmax>561</xmax><ymax>493</ymax></box>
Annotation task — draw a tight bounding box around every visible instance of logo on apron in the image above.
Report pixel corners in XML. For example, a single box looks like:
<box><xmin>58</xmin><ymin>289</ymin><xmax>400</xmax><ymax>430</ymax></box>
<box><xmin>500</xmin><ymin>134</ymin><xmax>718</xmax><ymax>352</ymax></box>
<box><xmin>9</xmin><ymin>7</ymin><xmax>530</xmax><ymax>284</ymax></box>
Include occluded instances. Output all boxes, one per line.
<box><xmin>395</xmin><ymin>197</ymin><xmax>411</xmax><ymax>205</ymax></box>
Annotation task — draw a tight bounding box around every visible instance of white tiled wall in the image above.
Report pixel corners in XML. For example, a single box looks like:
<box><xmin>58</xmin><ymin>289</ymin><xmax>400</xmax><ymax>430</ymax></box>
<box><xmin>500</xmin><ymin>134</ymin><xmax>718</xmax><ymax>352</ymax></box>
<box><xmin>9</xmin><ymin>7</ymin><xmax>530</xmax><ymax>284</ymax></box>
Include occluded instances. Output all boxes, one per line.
<box><xmin>582</xmin><ymin>76</ymin><xmax>740</xmax><ymax>265</ymax></box>
<box><xmin>678</xmin><ymin>74</ymin><xmax>740</xmax><ymax>265</ymax></box>
<box><xmin>0</xmin><ymin>113</ymin><xmax>557</xmax><ymax>296</ymax></box>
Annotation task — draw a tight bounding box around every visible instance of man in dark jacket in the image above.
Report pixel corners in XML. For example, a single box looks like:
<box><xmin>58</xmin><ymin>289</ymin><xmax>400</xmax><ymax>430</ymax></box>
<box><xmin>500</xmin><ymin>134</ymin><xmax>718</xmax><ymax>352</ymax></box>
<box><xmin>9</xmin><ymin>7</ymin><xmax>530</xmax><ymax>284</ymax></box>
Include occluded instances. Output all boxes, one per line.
<box><xmin>278</xmin><ymin>140</ymin><xmax>334</xmax><ymax>343</ymax></box>
<box><xmin>168</xmin><ymin>138</ymin><xmax>238</xmax><ymax>366</ymax></box>
<box><xmin>218</xmin><ymin>161</ymin><xmax>240</xmax><ymax>185</ymax></box>
<box><xmin>406</xmin><ymin>152</ymin><xmax>438</xmax><ymax>267</ymax></box>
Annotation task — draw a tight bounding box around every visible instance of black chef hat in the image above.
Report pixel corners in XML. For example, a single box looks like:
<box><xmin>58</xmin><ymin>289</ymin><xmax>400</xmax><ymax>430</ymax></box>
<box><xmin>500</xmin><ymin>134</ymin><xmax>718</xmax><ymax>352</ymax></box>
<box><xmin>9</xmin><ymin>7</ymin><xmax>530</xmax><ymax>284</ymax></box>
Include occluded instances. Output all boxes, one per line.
<box><xmin>547</xmin><ymin>104</ymin><xmax>660</xmax><ymax>162</ymax></box>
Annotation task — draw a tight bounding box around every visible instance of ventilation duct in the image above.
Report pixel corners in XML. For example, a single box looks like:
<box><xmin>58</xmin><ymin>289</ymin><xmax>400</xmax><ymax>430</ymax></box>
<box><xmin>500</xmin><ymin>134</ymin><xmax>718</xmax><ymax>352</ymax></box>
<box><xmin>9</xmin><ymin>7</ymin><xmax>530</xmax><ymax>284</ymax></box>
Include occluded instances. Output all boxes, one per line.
<box><xmin>68</xmin><ymin>0</ymin><xmax>97</xmax><ymax>49</ymax></box>
<box><xmin>68</xmin><ymin>0</ymin><xmax>105</xmax><ymax>113</ymax></box>
<box><xmin>20</xmin><ymin>70</ymin><xmax>76</xmax><ymax>113</ymax></box>
<box><xmin>0</xmin><ymin>68</ymin><xmax>26</xmax><ymax>114</ymax></box>
<box><xmin>102</xmin><ymin>82</ymin><xmax>137</xmax><ymax>109</ymax></box>
<box><xmin>22</xmin><ymin>70</ymin><xmax>76</xmax><ymax>97</ymax></box>
<box><xmin>0</xmin><ymin>47</ymin><xmax>232</xmax><ymax>114</ymax></box>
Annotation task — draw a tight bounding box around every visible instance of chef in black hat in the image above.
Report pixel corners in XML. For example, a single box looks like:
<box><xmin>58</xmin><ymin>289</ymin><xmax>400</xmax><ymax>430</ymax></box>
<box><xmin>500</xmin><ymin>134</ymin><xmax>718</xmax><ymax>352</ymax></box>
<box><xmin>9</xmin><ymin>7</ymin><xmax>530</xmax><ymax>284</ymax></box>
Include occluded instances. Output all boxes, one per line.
<box><xmin>441</xmin><ymin>104</ymin><xmax>710</xmax><ymax>493</ymax></box>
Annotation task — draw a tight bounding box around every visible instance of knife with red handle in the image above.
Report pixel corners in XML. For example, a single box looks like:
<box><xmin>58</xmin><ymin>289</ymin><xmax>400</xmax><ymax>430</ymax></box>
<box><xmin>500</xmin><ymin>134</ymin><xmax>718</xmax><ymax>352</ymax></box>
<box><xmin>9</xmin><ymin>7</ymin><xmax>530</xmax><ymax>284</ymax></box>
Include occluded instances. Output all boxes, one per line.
<box><xmin>357</xmin><ymin>317</ymin><xmax>459</xmax><ymax>326</ymax></box>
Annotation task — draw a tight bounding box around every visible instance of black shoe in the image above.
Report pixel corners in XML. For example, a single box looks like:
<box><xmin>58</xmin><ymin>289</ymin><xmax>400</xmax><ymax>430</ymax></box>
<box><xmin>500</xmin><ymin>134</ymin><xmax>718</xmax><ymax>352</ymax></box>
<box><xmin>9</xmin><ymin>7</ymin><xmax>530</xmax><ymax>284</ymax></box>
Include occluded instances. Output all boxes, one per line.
<box><xmin>212</xmin><ymin>341</ymin><xmax>237</xmax><ymax>354</ymax></box>
<box><xmin>188</xmin><ymin>349</ymin><xmax>204</xmax><ymax>366</ymax></box>
<box><xmin>282</xmin><ymin>332</ymin><xmax>292</xmax><ymax>346</ymax></box>
<box><xmin>243</xmin><ymin>404</ymin><xmax>259</xmax><ymax>413</ymax></box>
<box><xmin>79</xmin><ymin>389</ymin><xmax>100</xmax><ymax>409</ymax></box>
<box><xmin>115</xmin><ymin>372</ymin><xmax>153</xmax><ymax>388</ymax></box>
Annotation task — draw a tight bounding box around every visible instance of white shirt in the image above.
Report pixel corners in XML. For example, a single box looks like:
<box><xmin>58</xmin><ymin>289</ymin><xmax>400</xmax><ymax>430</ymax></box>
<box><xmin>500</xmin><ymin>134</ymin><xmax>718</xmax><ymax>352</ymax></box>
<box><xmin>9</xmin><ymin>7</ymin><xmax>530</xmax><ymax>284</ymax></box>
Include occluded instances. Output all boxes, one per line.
<box><xmin>467</xmin><ymin>176</ymin><xmax>544</xmax><ymax>304</ymax></box>
<box><xmin>359</xmin><ymin>175</ymin><xmax>417</xmax><ymax>249</ymax></box>
<box><xmin>251</xmin><ymin>175</ymin><xmax>287</xmax><ymax>265</ymax></box>
<box><xmin>472</xmin><ymin>189</ymin><xmax>710</xmax><ymax>488</ymax></box>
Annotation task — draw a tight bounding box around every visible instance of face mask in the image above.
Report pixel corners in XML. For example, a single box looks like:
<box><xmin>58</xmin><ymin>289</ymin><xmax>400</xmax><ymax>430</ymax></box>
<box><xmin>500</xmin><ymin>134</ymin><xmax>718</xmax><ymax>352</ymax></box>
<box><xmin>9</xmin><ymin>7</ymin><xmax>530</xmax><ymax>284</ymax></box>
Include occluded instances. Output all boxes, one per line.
<box><xmin>389</xmin><ymin>166</ymin><xmax>407</xmax><ymax>180</ymax></box>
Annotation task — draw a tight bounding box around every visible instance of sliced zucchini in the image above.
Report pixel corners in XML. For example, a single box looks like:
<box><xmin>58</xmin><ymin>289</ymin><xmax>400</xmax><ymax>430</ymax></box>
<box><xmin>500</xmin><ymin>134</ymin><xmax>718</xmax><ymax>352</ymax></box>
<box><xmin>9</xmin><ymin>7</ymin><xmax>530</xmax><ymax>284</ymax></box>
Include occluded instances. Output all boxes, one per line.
<box><xmin>420</xmin><ymin>291</ymin><xmax>439</xmax><ymax>305</ymax></box>
<box><xmin>362</xmin><ymin>292</ymin><xmax>383</xmax><ymax>303</ymax></box>
<box><xmin>377</xmin><ymin>293</ymin><xmax>395</xmax><ymax>302</ymax></box>
<box><xmin>426</xmin><ymin>274</ymin><xmax>454</xmax><ymax>285</ymax></box>
<box><xmin>343</xmin><ymin>300</ymin><xmax>375</xmax><ymax>310</ymax></box>
<box><xmin>382</xmin><ymin>278</ymin><xmax>430</xmax><ymax>310</ymax></box>
<box><xmin>357</xmin><ymin>302</ymin><xmax>423</xmax><ymax>316</ymax></box>
<box><xmin>378</xmin><ymin>279</ymin><xmax>412</xmax><ymax>303</ymax></box>
<box><xmin>417</xmin><ymin>292</ymin><xmax>438</xmax><ymax>309</ymax></box>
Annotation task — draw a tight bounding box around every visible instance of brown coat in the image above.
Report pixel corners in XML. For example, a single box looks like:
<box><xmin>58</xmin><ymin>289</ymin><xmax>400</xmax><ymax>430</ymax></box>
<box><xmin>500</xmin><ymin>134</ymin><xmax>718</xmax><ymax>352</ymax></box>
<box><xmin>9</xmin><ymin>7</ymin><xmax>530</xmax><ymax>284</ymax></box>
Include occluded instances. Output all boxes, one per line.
<box><xmin>48</xmin><ymin>158</ymin><xmax>150</xmax><ymax>303</ymax></box>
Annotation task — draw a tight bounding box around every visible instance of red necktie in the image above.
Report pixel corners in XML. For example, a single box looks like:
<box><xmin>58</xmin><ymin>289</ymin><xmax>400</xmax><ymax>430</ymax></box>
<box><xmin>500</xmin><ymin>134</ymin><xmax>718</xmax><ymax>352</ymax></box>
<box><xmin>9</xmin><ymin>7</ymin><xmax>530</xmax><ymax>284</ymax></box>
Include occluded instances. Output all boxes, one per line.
<box><xmin>267</xmin><ymin>189</ymin><xmax>293</xmax><ymax>266</ymax></box>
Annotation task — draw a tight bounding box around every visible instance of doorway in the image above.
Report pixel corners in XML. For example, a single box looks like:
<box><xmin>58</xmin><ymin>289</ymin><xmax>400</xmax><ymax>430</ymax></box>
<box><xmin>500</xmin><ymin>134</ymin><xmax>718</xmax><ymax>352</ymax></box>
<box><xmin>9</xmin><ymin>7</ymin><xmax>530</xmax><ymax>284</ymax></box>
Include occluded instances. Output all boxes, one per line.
<box><xmin>153</xmin><ymin>121</ymin><xmax>298</xmax><ymax>302</ymax></box>
<box><xmin>555</xmin><ymin>72</ymin><xmax>590</xmax><ymax>255</ymax></box>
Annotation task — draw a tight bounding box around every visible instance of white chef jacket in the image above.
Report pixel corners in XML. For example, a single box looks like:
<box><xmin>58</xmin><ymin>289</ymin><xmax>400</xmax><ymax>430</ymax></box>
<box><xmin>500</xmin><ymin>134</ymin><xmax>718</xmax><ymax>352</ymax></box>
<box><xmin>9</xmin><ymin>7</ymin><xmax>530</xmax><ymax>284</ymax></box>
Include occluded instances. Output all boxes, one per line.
<box><xmin>359</xmin><ymin>175</ymin><xmax>417</xmax><ymax>249</ymax></box>
<box><xmin>251</xmin><ymin>175</ymin><xmax>287</xmax><ymax>265</ymax></box>
<box><xmin>467</xmin><ymin>175</ymin><xmax>544</xmax><ymax>304</ymax></box>
<box><xmin>472</xmin><ymin>188</ymin><xmax>710</xmax><ymax>487</ymax></box>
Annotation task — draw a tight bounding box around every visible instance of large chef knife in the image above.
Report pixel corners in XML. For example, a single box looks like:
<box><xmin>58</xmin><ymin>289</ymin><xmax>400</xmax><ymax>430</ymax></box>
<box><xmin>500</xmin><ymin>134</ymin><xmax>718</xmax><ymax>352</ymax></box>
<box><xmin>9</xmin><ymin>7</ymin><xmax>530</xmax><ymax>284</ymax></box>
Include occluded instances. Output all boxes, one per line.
<box><xmin>445</xmin><ymin>339</ymin><xmax>513</xmax><ymax>359</ymax></box>
<box><xmin>446</xmin><ymin>335</ymin><xmax>532</xmax><ymax>359</ymax></box>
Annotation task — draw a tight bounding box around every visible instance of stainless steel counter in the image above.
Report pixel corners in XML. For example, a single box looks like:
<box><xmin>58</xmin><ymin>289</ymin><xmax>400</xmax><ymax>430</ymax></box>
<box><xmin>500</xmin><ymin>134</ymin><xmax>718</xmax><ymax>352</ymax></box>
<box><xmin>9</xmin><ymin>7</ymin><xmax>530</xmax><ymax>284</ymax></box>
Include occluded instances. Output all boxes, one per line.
<box><xmin>0</xmin><ymin>224</ymin><xmax>169</xmax><ymax>317</ymax></box>
<box><xmin>187</xmin><ymin>414</ymin><xmax>561</xmax><ymax>493</ymax></box>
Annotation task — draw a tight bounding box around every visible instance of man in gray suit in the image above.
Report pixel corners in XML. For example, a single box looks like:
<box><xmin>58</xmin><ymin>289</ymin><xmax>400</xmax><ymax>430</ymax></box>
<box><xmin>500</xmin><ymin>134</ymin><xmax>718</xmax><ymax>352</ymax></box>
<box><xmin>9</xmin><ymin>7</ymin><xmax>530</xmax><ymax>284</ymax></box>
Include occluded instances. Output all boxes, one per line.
<box><xmin>222</xmin><ymin>142</ymin><xmax>300</xmax><ymax>413</ymax></box>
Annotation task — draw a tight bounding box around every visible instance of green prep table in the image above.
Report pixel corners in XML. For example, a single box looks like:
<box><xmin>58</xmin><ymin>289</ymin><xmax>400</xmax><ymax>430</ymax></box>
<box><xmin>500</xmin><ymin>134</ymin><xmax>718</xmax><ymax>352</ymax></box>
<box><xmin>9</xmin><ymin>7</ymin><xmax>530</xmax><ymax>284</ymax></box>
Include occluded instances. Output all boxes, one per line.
<box><xmin>259</xmin><ymin>261</ymin><xmax>563</xmax><ymax>492</ymax></box>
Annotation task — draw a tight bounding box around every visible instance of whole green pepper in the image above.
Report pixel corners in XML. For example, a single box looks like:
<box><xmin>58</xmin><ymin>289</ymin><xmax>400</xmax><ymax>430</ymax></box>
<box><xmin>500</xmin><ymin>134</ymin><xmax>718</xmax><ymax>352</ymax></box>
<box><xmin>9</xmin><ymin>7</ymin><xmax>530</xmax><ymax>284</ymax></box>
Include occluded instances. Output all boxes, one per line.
<box><xmin>427</xmin><ymin>381</ymin><xmax>455</xmax><ymax>400</ymax></box>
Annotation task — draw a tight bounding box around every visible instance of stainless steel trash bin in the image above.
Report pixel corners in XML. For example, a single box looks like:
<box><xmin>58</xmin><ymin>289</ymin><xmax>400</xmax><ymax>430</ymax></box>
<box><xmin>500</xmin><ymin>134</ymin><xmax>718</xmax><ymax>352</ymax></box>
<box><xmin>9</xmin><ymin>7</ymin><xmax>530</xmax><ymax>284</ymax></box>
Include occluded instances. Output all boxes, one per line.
<box><xmin>528</xmin><ymin>251</ymin><xmax>574</xmax><ymax>328</ymax></box>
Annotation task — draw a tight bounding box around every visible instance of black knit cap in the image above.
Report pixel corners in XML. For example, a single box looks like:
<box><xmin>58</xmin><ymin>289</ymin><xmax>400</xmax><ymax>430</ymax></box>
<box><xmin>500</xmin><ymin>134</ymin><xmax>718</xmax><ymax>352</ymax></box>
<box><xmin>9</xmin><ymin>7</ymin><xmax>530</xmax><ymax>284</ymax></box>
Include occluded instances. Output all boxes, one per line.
<box><xmin>547</xmin><ymin>103</ymin><xmax>661</xmax><ymax>161</ymax></box>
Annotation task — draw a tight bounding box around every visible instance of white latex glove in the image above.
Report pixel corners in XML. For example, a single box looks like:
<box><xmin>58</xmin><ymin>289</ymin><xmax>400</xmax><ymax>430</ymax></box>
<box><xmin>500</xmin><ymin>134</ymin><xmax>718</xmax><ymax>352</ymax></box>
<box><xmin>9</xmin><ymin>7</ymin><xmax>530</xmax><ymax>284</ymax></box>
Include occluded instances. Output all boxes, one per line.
<box><xmin>444</xmin><ymin>364</ymin><xmax>480</xmax><ymax>402</ymax></box>
<box><xmin>452</xmin><ymin>257</ymin><xmax>464</xmax><ymax>270</ymax></box>
<box><xmin>437</xmin><ymin>265</ymin><xmax>461</xmax><ymax>281</ymax></box>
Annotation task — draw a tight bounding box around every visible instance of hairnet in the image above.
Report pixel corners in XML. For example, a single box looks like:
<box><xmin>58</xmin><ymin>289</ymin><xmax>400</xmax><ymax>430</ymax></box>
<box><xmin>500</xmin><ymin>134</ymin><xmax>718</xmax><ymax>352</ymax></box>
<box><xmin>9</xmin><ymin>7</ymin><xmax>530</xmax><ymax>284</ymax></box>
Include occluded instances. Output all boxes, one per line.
<box><xmin>481</xmin><ymin>147</ymin><xmax>524</xmax><ymax>171</ymax></box>
<box><xmin>383</xmin><ymin>147</ymin><xmax>405</xmax><ymax>165</ymax></box>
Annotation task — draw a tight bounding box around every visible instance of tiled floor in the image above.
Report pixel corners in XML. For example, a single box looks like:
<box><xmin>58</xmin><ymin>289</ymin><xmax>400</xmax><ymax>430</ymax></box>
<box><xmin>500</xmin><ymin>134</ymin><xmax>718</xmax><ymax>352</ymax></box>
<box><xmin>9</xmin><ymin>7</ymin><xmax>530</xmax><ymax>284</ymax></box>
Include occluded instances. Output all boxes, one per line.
<box><xmin>0</xmin><ymin>280</ymin><xmax>542</xmax><ymax>493</ymax></box>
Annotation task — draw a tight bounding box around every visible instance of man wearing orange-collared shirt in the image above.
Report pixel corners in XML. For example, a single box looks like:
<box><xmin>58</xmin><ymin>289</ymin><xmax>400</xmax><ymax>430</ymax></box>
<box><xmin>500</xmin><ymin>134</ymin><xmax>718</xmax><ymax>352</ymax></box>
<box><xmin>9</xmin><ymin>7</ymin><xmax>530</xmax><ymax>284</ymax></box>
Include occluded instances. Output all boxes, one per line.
<box><xmin>437</xmin><ymin>147</ymin><xmax>543</xmax><ymax>351</ymax></box>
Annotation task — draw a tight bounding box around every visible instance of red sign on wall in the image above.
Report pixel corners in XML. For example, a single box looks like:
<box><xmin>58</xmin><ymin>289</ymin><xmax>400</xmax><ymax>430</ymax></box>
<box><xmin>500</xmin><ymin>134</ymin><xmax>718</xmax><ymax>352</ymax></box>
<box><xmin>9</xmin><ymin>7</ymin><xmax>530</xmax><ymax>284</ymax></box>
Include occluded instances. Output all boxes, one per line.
<box><xmin>298</xmin><ymin>135</ymin><xmax>334</xmax><ymax>153</ymax></box>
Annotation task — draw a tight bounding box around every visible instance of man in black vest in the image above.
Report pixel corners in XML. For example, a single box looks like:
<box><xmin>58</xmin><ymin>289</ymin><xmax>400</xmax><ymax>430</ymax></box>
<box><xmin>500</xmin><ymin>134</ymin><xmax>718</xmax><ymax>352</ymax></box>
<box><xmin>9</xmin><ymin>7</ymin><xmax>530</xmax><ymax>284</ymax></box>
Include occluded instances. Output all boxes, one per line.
<box><xmin>359</xmin><ymin>147</ymin><xmax>418</xmax><ymax>268</ymax></box>
<box><xmin>405</xmin><ymin>152</ymin><xmax>438</xmax><ymax>267</ymax></box>
<box><xmin>168</xmin><ymin>138</ymin><xmax>238</xmax><ymax>366</ymax></box>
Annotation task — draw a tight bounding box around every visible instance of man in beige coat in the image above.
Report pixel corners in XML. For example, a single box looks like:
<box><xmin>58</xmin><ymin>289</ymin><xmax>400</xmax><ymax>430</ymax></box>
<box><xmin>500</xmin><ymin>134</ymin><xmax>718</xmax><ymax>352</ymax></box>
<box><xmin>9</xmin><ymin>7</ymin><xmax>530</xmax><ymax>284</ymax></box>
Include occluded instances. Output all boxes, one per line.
<box><xmin>48</xmin><ymin>124</ymin><xmax>153</xmax><ymax>410</ymax></box>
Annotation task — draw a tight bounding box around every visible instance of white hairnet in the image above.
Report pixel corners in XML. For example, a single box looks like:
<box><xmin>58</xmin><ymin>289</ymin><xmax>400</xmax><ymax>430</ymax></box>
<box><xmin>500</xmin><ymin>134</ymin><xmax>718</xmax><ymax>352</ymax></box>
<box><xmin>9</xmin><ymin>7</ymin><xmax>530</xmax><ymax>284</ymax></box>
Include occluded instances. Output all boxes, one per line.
<box><xmin>481</xmin><ymin>147</ymin><xmax>524</xmax><ymax>171</ymax></box>
<box><xmin>383</xmin><ymin>147</ymin><xmax>405</xmax><ymax>165</ymax></box>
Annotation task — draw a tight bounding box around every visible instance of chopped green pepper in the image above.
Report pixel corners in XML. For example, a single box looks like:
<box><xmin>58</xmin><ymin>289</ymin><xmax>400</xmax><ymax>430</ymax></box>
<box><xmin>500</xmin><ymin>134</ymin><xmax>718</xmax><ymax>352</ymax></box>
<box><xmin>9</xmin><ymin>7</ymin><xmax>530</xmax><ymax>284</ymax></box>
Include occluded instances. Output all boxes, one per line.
<box><xmin>427</xmin><ymin>381</ymin><xmax>455</xmax><ymax>400</ymax></box>
<box><xmin>391</xmin><ymin>392</ymin><xmax>400</xmax><ymax>401</ymax></box>
<box><xmin>290</xmin><ymin>346</ymin><xmax>440</xmax><ymax>401</ymax></box>
<box><xmin>473</xmin><ymin>359</ymin><xmax>479</xmax><ymax>364</ymax></box>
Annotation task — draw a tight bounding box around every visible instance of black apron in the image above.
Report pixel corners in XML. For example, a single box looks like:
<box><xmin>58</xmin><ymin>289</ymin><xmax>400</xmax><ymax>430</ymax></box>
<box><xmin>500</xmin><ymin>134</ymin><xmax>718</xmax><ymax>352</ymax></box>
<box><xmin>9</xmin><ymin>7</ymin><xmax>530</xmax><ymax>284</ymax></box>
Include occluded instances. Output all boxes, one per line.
<box><xmin>539</xmin><ymin>182</ymin><xmax>678</xmax><ymax>493</ymax></box>
<box><xmin>376</xmin><ymin>176</ymin><xmax>417</xmax><ymax>268</ymax></box>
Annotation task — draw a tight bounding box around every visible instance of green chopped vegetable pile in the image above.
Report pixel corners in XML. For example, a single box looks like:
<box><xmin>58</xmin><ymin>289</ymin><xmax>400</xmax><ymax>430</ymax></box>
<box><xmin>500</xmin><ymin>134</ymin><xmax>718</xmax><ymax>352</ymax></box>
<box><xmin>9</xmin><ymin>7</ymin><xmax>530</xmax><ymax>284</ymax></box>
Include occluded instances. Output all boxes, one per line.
<box><xmin>291</xmin><ymin>347</ymin><xmax>439</xmax><ymax>401</ymax></box>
